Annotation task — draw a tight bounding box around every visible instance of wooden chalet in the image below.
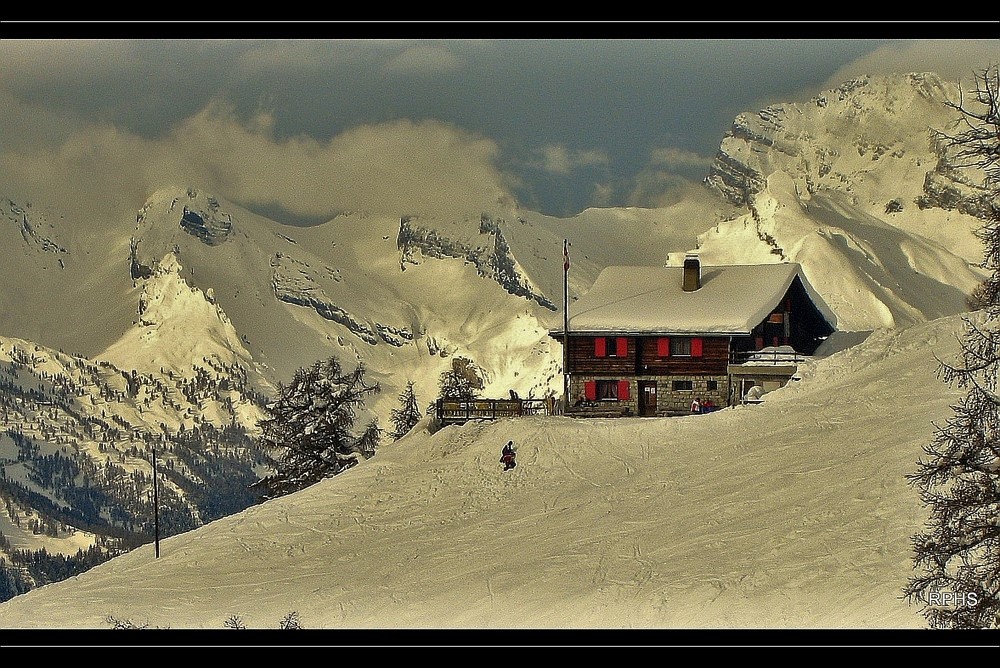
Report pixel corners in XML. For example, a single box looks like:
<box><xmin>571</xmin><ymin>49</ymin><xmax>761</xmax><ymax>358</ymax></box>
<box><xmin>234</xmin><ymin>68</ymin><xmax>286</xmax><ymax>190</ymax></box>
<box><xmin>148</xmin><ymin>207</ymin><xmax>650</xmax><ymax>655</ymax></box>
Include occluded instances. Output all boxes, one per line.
<box><xmin>550</xmin><ymin>254</ymin><xmax>837</xmax><ymax>417</ymax></box>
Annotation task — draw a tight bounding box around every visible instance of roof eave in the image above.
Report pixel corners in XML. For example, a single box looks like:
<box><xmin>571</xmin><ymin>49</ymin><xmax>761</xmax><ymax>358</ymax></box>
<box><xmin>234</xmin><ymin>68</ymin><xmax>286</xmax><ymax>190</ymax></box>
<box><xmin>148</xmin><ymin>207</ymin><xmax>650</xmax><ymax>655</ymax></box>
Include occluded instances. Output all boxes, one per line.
<box><xmin>548</xmin><ymin>329</ymin><xmax>747</xmax><ymax>337</ymax></box>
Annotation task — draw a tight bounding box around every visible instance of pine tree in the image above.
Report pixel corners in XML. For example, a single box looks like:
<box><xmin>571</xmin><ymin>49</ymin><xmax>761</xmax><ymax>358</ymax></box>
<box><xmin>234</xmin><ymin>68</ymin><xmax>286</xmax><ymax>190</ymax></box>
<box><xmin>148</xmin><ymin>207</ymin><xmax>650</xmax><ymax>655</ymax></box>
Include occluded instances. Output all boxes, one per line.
<box><xmin>905</xmin><ymin>65</ymin><xmax>1000</xmax><ymax>630</ymax></box>
<box><xmin>354</xmin><ymin>417</ymin><xmax>381</xmax><ymax>459</ymax></box>
<box><xmin>390</xmin><ymin>381</ymin><xmax>421</xmax><ymax>440</ymax></box>
<box><xmin>437</xmin><ymin>357</ymin><xmax>483</xmax><ymax>401</ymax></box>
<box><xmin>253</xmin><ymin>356</ymin><xmax>381</xmax><ymax>500</ymax></box>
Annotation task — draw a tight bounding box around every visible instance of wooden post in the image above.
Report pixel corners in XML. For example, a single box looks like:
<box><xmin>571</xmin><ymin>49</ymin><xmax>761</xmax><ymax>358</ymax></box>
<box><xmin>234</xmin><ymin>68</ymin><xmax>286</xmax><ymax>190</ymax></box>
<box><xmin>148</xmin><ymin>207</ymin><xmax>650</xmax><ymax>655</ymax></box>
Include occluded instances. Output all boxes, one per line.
<box><xmin>152</xmin><ymin>447</ymin><xmax>160</xmax><ymax>559</ymax></box>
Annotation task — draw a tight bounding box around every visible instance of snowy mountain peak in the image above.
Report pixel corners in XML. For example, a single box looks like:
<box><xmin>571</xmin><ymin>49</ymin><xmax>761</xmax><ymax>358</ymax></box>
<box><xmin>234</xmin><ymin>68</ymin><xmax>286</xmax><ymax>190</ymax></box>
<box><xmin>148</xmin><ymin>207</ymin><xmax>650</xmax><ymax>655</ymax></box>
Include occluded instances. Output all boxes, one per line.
<box><xmin>100</xmin><ymin>252</ymin><xmax>269</xmax><ymax>393</ymax></box>
<box><xmin>129</xmin><ymin>187</ymin><xmax>241</xmax><ymax>278</ymax></box>
<box><xmin>706</xmin><ymin>72</ymin><xmax>964</xmax><ymax>209</ymax></box>
<box><xmin>696</xmin><ymin>72</ymin><xmax>988</xmax><ymax>331</ymax></box>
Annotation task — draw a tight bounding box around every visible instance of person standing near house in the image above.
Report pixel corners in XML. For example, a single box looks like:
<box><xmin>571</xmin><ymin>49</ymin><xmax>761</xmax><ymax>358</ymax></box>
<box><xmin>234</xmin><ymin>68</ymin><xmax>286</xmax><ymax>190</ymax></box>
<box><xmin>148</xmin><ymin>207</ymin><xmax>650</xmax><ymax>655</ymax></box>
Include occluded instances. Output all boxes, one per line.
<box><xmin>691</xmin><ymin>397</ymin><xmax>702</xmax><ymax>414</ymax></box>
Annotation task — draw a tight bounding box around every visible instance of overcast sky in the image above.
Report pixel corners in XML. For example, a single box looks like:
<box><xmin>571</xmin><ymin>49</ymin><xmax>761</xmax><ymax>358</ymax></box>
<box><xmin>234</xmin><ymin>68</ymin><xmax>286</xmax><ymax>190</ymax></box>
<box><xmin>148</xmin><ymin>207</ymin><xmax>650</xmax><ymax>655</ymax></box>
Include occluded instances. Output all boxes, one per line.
<box><xmin>0</xmin><ymin>26</ymin><xmax>996</xmax><ymax>225</ymax></box>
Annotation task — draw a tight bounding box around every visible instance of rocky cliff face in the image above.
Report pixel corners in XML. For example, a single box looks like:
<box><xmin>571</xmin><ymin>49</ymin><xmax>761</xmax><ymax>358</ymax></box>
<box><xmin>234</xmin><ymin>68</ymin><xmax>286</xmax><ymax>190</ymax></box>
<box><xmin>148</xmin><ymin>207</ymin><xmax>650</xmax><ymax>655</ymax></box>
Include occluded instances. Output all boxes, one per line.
<box><xmin>706</xmin><ymin>73</ymin><xmax>989</xmax><ymax>225</ymax></box>
<box><xmin>130</xmin><ymin>187</ymin><xmax>238</xmax><ymax>277</ymax></box>
<box><xmin>270</xmin><ymin>251</ymin><xmax>382</xmax><ymax>345</ymax></box>
<box><xmin>694</xmin><ymin>72</ymin><xmax>990</xmax><ymax>331</ymax></box>
<box><xmin>397</xmin><ymin>214</ymin><xmax>557</xmax><ymax>310</ymax></box>
<box><xmin>2</xmin><ymin>197</ymin><xmax>68</xmax><ymax>265</ymax></box>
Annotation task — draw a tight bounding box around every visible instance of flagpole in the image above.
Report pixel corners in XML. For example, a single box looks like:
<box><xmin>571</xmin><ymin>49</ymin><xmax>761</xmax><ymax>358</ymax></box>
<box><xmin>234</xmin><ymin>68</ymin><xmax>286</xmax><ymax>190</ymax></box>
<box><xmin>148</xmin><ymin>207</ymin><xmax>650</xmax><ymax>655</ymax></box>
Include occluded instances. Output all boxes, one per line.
<box><xmin>563</xmin><ymin>239</ymin><xmax>570</xmax><ymax>413</ymax></box>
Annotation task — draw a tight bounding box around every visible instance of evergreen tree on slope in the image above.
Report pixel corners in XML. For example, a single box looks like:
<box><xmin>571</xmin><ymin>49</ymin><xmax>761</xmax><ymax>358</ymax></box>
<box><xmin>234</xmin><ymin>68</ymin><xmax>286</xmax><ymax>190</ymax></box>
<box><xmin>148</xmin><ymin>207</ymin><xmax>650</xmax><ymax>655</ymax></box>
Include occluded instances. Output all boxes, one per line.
<box><xmin>390</xmin><ymin>380</ymin><xmax>421</xmax><ymax>440</ymax></box>
<box><xmin>905</xmin><ymin>65</ymin><xmax>1000</xmax><ymax>630</ymax></box>
<box><xmin>426</xmin><ymin>356</ymin><xmax>484</xmax><ymax>415</ymax></box>
<box><xmin>438</xmin><ymin>357</ymin><xmax>483</xmax><ymax>401</ymax></box>
<box><xmin>254</xmin><ymin>356</ymin><xmax>381</xmax><ymax>500</ymax></box>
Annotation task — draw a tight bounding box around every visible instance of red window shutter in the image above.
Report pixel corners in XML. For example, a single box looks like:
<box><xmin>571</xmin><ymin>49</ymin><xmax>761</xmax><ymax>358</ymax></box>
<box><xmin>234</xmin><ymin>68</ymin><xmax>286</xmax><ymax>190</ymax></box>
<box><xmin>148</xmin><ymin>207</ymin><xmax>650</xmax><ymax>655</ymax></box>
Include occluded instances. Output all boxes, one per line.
<box><xmin>594</xmin><ymin>337</ymin><xmax>606</xmax><ymax>357</ymax></box>
<box><xmin>616</xmin><ymin>337</ymin><xmax>628</xmax><ymax>357</ymax></box>
<box><xmin>657</xmin><ymin>337</ymin><xmax>670</xmax><ymax>357</ymax></box>
<box><xmin>584</xmin><ymin>381</ymin><xmax>597</xmax><ymax>401</ymax></box>
<box><xmin>691</xmin><ymin>337</ymin><xmax>704</xmax><ymax>357</ymax></box>
<box><xmin>618</xmin><ymin>380</ymin><xmax>630</xmax><ymax>400</ymax></box>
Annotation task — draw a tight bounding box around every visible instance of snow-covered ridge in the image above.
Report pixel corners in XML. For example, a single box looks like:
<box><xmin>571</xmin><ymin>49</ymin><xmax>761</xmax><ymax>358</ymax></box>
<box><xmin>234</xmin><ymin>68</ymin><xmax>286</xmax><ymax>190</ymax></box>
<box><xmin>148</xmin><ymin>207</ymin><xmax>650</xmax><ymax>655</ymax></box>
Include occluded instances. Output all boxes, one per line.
<box><xmin>705</xmin><ymin>73</ymin><xmax>983</xmax><ymax>221</ymax></box>
<box><xmin>397</xmin><ymin>214</ymin><xmax>557</xmax><ymax>310</ymax></box>
<box><xmin>101</xmin><ymin>252</ymin><xmax>268</xmax><ymax>389</ymax></box>
<box><xmin>695</xmin><ymin>72</ymin><xmax>989</xmax><ymax>331</ymax></box>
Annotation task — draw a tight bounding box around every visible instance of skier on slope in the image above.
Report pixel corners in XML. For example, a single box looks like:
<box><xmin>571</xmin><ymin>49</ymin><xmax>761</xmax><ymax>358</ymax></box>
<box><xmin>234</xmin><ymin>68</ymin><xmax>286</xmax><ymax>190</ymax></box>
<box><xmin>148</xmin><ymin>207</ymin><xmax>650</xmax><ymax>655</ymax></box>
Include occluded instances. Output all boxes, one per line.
<box><xmin>500</xmin><ymin>440</ymin><xmax>517</xmax><ymax>471</ymax></box>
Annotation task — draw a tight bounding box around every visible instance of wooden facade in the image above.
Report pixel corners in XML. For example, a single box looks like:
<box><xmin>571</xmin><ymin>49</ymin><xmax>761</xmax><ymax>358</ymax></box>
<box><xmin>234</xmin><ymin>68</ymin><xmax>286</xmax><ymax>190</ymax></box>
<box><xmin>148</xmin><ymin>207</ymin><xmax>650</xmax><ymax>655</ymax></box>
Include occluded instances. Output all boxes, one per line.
<box><xmin>565</xmin><ymin>334</ymin><xmax>732</xmax><ymax>416</ymax></box>
<box><xmin>566</xmin><ymin>335</ymin><xmax>730</xmax><ymax>377</ymax></box>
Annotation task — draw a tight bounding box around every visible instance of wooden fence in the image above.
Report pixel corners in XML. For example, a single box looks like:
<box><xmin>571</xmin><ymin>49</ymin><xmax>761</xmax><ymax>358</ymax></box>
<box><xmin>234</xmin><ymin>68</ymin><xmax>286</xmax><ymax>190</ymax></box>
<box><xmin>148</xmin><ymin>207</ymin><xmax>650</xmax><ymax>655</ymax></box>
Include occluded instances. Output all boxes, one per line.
<box><xmin>435</xmin><ymin>398</ymin><xmax>550</xmax><ymax>425</ymax></box>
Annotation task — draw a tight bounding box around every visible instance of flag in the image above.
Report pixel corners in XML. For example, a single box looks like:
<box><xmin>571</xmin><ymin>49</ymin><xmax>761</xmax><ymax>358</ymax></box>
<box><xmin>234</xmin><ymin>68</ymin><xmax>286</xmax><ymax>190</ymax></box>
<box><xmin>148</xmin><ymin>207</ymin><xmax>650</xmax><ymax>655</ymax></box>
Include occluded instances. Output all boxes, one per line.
<box><xmin>563</xmin><ymin>239</ymin><xmax>570</xmax><ymax>272</ymax></box>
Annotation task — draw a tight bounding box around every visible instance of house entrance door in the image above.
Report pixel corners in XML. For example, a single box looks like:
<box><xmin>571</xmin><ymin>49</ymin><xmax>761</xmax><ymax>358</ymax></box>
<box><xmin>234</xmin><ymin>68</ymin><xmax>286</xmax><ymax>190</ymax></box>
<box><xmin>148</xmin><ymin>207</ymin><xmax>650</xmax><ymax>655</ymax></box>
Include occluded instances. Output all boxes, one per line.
<box><xmin>638</xmin><ymin>381</ymin><xmax>657</xmax><ymax>416</ymax></box>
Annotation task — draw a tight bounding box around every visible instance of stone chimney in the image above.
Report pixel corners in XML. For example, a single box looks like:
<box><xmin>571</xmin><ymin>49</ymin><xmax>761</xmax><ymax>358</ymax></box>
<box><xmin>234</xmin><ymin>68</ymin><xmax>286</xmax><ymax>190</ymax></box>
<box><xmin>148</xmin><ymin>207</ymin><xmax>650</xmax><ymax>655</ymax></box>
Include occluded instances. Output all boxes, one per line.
<box><xmin>682</xmin><ymin>253</ymin><xmax>701</xmax><ymax>292</ymax></box>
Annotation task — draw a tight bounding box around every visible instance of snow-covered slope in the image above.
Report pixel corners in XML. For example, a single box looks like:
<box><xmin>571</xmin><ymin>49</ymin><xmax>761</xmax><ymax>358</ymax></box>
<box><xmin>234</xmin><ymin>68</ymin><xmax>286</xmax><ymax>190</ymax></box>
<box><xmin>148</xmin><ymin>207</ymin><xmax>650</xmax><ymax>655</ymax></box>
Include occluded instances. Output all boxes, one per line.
<box><xmin>700</xmin><ymin>73</ymin><xmax>989</xmax><ymax>330</ymax></box>
<box><xmin>0</xmin><ymin>196</ymin><xmax>136</xmax><ymax>357</ymax></box>
<box><xmin>0</xmin><ymin>312</ymin><xmax>969</xmax><ymax>629</ymax></box>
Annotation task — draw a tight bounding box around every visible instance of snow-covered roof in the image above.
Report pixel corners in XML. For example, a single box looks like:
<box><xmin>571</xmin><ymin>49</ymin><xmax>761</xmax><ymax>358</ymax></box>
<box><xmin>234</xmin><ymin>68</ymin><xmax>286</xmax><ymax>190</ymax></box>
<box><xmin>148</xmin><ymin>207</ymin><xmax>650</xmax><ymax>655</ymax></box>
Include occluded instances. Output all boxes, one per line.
<box><xmin>553</xmin><ymin>262</ymin><xmax>837</xmax><ymax>335</ymax></box>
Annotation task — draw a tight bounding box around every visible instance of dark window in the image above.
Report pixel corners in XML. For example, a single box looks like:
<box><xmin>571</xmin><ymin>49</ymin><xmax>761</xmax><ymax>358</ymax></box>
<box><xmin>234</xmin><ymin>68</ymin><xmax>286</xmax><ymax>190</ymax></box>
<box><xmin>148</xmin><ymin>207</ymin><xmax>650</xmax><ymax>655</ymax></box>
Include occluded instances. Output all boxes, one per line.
<box><xmin>673</xmin><ymin>338</ymin><xmax>692</xmax><ymax>356</ymax></box>
<box><xmin>613</xmin><ymin>337</ymin><xmax>627</xmax><ymax>357</ymax></box>
<box><xmin>707</xmin><ymin>380</ymin><xmax>718</xmax><ymax>391</ymax></box>
<box><xmin>597</xmin><ymin>336</ymin><xmax>628</xmax><ymax>357</ymax></box>
<box><xmin>672</xmin><ymin>380</ymin><xmax>693</xmax><ymax>391</ymax></box>
<box><xmin>596</xmin><ymin>380</ymin><xmax>619</xmax><ymax>400</ymax></box>
<box><xmin>658</xmin><ymin>337</ymin><xmax>703</xmax><ymax>357</ymax></box>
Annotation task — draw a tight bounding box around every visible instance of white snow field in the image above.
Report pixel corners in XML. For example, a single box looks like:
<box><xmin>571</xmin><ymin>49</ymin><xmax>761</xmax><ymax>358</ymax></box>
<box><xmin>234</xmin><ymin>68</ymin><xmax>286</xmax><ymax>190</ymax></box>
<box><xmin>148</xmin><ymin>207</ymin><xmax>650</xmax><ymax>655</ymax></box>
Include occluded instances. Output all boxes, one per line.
<box><xmin>0</xmin><ymin>312</ymin><xmax>973</xmax><ymax>631</ymax></box>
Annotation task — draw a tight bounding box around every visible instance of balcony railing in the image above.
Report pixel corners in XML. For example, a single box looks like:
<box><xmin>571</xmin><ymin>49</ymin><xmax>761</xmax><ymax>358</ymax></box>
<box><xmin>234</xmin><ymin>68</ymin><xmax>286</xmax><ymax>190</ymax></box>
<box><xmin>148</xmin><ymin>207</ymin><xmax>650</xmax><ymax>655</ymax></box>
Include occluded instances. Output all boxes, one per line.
<box><xmin>729</xmin><ymin>346</ymin><xmax>807</xmax><ymax>365</ymax></box>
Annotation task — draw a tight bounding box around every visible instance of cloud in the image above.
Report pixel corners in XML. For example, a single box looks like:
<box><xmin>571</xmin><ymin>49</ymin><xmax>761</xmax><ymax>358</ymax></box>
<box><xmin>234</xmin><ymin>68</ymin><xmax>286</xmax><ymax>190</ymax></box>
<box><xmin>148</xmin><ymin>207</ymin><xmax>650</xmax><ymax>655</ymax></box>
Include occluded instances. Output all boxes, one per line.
<box><xmin>0</xmin><ymin>98</ymin><xmax>515</xmax><ymax>227</ymax></box>
<box><xmin>0</xmin><ymin>39</ymin><xmax>138</xmax><ymax>88</ymax></box>
<box><xmin>533</xmin><ymin>144</ymin><xmax>610</xmax><ymax>176</ymax></box>
<box><xmin>587</xmin><ymin>181</ymin><xmax>616</xmax><ymax>209</ymax></box>
<box><xmin>386</xmin><ymin>44</ymin><xmax>464</xmax><ymax>76</ymax></box>
<box><xmin>622</xmin><ymin>146</ymin><xmax>716</xmax><ymax>208</ymax></box>
<box><xmin>822</xmin><ymin>39</ymin><xmax>999</xmax><ymax>89</ymax></box>
<box><xmin>647</xmin><ymin>147</ymin><xmax>714</xmax><ymax>173</ymax></box>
